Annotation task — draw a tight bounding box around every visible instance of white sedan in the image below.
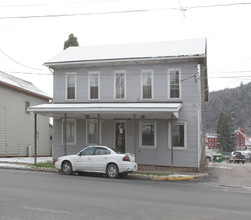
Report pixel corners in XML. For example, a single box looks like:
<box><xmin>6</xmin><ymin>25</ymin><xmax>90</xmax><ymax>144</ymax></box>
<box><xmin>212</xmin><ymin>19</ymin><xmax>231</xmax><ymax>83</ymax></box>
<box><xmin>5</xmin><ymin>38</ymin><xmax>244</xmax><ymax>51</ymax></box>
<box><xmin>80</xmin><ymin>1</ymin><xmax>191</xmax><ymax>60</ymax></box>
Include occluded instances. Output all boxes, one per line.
<box><xmin>55</xmin><ymin>146</ymin><xmax>138</xmax><ymax>178</ymax></box>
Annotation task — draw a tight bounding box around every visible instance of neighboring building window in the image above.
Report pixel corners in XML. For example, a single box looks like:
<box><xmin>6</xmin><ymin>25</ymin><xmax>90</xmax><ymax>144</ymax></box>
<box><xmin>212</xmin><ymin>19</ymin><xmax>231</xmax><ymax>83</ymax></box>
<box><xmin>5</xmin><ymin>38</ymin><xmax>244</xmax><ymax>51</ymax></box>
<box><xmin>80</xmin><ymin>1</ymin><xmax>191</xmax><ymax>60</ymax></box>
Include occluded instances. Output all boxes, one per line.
<box><xmin>66</xmin><ymin>73</ymin><xmax>76</xmax><ymax>100</ymax></box>
<box><xmin>62</xmin><ymin>119</ymin><xmax>76</xmax><ymax>145</ymax></box>
<box><xmin>141</xmin><ymin>70</ymin><xmax>153</xmax><ymax>99</ymax></box>
<box><xmin>114</xmin><ymin>71</ymin><xmax>126</xmax><ymax>100</ymax></box>
<box><xmin>25</xmin><ymin>101</ymin><xmax>30</xmax><ymax>114</ymax></box>
<box><xmin>140</xmin><ymin>121</ymin><xmax>156</xmax><ymax>149</ymax></box>
<box><xmin>168</xmin><ymin>69</ymin><xmax>181</xmax><ymax>98</ymax></box>
<box><xmin>89</xmin><ymin>72</ymin><xmax>100</xmax><ymax>100</ymax></box>
<box><xmin>86</xmin><ymin>119</ymin><xmax>99</xmax><ymax>144</ymax></box>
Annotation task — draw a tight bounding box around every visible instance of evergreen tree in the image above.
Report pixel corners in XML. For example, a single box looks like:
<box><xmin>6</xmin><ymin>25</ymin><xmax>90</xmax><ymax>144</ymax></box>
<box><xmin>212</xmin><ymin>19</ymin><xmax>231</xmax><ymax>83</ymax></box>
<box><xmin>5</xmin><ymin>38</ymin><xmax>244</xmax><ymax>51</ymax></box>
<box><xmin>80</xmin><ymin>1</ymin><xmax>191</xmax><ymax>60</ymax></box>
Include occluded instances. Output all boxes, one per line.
<box><xmin>216</xmin><ymin>112</ymin><xmax>235</xmax><ymax>152</ymax></box>
<box><xmin>64</xmin><ymin>33</ymin><xmax>79</xmax><ymax>50</ymax></box>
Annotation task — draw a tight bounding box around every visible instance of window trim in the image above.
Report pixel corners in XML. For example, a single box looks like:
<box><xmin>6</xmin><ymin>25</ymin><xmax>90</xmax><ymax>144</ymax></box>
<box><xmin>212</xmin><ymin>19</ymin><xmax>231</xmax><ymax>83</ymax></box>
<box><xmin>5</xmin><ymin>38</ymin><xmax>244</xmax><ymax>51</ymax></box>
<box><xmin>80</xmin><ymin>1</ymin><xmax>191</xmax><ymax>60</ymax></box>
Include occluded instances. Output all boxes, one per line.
<box><xmin>114</xmin><ymin>70</ymin><xmax>126</xmax><ymax>100</ymax></box>
<box><xmin>61</xmin><ymin>119</ymin><xmax>76</xmax><ymax>145</ymax></box>
<box><xmin>88</xmin><ymin>71</ymin><xmax>100</xmax><ymax>100</ymax></box>
<box><xmin>86</xmin><ymin>119</ymin><xmax>101</xmax><ymax>145</ymax></box>
<box><xmin>141</xmin><ymin>69</ymin><xmax>154</xmax><ymax>100</ymax></box>
<box><xmin>139</xmin><ymin>121</ymin><xmax>157</xmax><ymax>149</ymax></box>
<box><xmin>168</xmin><ymin>121</ymin><xmax>187</xmax><ymax>150</ymax></box>
<box><xmin>167</xmin><ymin>68</ymin><xmax>181</xmax><ymax>99</ymax></box>
<box><xmin>65</xmin><ymin>72</ymin><xmax>76</xmax><ymax>101</ymax></box>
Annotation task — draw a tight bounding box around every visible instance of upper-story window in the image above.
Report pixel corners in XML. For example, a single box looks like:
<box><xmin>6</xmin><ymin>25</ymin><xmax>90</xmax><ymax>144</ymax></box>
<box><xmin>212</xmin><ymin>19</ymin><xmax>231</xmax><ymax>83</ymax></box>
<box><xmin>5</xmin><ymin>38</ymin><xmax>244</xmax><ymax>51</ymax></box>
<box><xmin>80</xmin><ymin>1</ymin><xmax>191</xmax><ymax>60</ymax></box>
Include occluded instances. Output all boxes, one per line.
<box><xmin>168</xmin><ymin>69</ymin><xmax>181</xmax><ymax>99</ymax></box>
<box><xmin>141</xmin><ymin>70</ymin><xmax>153</xmax><ymax>99</ymax></box>
<box><xmin>66</xmin><ymin>73</ymin><xmax>76</xmax><ymax>100</ymax></box>
<box><xmin>114</xmin><ymin>71</ymin><xmax>126</xmax><ymax>100</ymax></box>
<box><xmin>88</xmin><ymin>72</ymin><xmax>100</xmax><ymax>100</ymax></box>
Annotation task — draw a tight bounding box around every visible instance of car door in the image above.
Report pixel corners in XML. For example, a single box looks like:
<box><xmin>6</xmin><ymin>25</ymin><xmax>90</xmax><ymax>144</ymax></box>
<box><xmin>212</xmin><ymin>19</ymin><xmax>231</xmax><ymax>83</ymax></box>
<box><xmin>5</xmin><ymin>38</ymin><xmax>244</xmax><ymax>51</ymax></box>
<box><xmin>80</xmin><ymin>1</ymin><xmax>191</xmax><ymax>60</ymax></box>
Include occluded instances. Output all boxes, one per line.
<box><xmin>75</xmin><ymin>147</ymin><xmax>95</xmax><ymax>171</ymax></box>
<box><xmin>92</xmin><ymin>147</ymin><xmax>111</xmax><ymax>172</ymax></box>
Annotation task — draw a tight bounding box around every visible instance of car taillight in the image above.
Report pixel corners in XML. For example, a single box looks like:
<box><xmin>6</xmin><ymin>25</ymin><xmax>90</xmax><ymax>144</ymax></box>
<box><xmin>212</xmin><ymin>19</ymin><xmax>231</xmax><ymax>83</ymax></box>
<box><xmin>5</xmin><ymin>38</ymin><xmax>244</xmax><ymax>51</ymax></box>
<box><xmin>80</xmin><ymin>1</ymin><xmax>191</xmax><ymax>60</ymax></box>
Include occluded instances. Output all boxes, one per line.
<box><xmin>123</xmin><ymin>155</ymin><xmax>130</xmax><ymax>161</ymax></box>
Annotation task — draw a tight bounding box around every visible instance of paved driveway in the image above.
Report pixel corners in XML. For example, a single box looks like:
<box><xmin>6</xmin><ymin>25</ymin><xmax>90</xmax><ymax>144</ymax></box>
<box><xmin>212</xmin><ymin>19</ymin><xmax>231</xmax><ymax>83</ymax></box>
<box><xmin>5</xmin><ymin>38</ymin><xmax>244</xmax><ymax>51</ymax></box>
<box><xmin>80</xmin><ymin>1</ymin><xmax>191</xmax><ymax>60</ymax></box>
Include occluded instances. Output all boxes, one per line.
<box><xmin>206</xmin><ymin>162</ymin><xmax>251</xmax><ymax>188</ymax></box>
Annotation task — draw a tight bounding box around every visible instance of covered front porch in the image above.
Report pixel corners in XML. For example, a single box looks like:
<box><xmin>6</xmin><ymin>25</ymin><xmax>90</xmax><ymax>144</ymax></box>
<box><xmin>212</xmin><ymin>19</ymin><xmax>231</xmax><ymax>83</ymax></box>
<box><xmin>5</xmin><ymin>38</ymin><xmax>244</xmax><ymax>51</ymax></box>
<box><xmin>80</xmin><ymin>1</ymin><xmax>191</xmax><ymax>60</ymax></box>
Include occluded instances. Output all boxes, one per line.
<box><xmin>28</xmin><ymin>103</ymin><xmax>182</xmax><ymax>167</ymax></box>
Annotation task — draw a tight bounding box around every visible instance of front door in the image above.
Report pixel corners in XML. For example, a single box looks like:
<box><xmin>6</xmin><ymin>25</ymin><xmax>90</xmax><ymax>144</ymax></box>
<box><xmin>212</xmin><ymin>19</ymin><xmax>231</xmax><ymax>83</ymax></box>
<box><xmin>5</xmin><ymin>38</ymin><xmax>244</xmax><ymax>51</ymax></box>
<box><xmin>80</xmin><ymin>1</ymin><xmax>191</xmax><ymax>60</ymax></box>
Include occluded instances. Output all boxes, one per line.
<box><xmin>115</xmin><ymin>121</ymin><xmax>126</xmax><ymax>153</ymax></box>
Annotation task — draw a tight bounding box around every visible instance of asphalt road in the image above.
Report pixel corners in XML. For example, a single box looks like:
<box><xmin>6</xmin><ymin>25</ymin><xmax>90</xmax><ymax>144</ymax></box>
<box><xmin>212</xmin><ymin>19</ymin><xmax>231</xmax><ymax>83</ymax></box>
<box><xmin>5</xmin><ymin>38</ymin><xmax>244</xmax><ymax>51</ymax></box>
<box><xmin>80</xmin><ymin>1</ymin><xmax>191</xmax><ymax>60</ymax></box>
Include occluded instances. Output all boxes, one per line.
<box><xmin>206</xmin><ymin>162</ymin><xmax>251</xmax><ymax>187</ymax></box>
<box><xmin>0</xmin><ymin>168</ymin><xmax>251</xmax><ymax>220</ymax></box>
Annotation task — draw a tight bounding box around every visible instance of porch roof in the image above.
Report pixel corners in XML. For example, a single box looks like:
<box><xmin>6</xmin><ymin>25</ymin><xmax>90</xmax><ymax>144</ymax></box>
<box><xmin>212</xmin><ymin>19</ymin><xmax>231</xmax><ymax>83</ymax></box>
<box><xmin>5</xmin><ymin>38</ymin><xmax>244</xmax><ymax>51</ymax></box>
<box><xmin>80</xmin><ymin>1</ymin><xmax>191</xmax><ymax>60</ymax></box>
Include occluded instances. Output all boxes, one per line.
<box><xmin>28</xmin><ymin>103</ymin><xmax>182</xmax><ymax>119</ymax></box>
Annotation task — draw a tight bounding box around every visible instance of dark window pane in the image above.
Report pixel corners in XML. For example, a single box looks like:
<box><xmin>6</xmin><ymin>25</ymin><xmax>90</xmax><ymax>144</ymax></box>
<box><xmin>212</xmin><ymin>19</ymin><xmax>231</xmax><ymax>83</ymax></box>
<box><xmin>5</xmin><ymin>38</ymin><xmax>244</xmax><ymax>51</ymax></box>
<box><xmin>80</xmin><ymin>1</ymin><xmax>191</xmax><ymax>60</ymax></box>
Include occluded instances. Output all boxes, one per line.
<box><xmin>67</xmin><ymin>87</ymin><xmax>75</xmax><ymax>99</ymax></box>
<box><xmin>90</xmin><ymin>87</ymin><xmax>98</xmax><ymax>99</ymax></box>
<box><xmin>173</xmin><ymin>125</ymin><xmax>184</xmax><ymax>147</ymax></box>
<box><xmin>143</xmin><ymin>86</ymin><xmax>152</xmax><ymax>99</ymax></box>
<box><xmin>142</xmin><ymin>124</ymin><xmax>155</xmax><ymax>146</ymax></box>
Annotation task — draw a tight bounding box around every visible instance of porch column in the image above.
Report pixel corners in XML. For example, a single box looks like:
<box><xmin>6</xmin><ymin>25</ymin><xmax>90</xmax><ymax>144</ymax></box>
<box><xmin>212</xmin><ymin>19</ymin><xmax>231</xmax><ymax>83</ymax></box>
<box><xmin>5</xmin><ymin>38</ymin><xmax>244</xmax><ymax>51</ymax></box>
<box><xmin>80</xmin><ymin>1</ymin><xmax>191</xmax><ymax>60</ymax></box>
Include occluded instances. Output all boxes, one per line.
<box><xmin>133</xmin><ymin>114</ymin><xmax>136</xmax><ymax>158</ymax></box>
<box><xmin>98</xmin><ymin>114</ymin><xmax>100</xmax><ymax>145</ymax></box>
<box><xmin>171</xmin><ymin>113</ymin><xmax>174</xmax><ymax>173</ymax></box>
<box><xmin>34</xmin><ymin>113</ymin><xmax>37</xmax><ymax>165</ymax></box>
<box><xmin>64</xmin><ymin>113</ymin><xmax>67</xmax><ymax>155</ymax></box>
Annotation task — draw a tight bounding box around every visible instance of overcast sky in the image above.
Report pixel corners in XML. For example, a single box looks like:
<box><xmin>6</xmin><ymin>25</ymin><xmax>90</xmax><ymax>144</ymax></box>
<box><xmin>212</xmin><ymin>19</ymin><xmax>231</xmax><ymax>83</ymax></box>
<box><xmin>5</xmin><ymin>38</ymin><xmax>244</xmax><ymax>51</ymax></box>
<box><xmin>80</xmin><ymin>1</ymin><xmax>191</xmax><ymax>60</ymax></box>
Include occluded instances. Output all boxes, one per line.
<box><xmin>1</xmin><ymin>0</ymin><xmax>251</xmax><ymax>96</ymax></box>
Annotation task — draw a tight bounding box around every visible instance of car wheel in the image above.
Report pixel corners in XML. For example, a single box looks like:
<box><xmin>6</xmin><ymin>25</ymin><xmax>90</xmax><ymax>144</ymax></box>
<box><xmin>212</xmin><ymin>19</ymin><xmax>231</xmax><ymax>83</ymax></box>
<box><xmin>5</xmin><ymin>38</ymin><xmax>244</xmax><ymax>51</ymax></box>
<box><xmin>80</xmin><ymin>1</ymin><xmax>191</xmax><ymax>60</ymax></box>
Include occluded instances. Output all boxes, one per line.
<box><xmin>242</xmin><ymin>161</ymin><xmax>245</xmax><ymax>164</ymax></box>
<box><xmin>62</xmin><ymin>161</ymin><xmax>72</xmax><ymax>175</ymax></box>
<box><xmin>106</xmin><ymin>163</ymin><xmax>119</xmax><ymax>178</ymax></box>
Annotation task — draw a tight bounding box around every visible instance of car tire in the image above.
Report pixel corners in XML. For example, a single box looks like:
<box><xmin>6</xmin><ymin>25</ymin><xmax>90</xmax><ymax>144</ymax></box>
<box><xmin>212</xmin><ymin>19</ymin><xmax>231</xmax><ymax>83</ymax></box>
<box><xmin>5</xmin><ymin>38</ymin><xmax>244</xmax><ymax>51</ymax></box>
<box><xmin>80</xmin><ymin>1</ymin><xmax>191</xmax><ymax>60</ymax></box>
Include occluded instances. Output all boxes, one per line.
<box><xmin>242</xmin><ymin>161</ymin><xmax>245</xmax><ymax>164</ymax></box>
<box><xmin>106</xmin><ymin>163</ymin><xmax>119</xmax><ymax>178</ymax></box>
<box><xmin>62</xmin><ymin>161</ymin><xmax>73</xmax><ymax>175</ymax></box>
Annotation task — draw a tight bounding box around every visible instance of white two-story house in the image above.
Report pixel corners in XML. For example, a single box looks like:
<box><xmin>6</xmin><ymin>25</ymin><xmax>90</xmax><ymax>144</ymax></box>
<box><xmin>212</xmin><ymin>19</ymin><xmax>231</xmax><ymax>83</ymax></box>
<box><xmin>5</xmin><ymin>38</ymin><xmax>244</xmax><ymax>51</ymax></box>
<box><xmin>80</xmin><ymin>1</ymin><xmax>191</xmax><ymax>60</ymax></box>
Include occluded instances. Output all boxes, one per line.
<box><xmin>29</xmin><ymin>38</ymin><xmax>208</xmax><ymax>170</ymax></box>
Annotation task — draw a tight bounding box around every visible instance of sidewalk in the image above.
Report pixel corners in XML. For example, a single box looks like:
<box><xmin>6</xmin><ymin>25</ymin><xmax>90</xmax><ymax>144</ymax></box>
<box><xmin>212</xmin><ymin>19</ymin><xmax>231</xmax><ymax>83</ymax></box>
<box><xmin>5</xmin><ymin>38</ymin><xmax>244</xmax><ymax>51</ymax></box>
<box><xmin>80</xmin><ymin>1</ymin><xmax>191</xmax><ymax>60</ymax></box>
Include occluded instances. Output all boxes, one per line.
<box><xmin>0</xmin><ymin>157</ymin><xmax>208</xmax><ymax>181</ymax></box>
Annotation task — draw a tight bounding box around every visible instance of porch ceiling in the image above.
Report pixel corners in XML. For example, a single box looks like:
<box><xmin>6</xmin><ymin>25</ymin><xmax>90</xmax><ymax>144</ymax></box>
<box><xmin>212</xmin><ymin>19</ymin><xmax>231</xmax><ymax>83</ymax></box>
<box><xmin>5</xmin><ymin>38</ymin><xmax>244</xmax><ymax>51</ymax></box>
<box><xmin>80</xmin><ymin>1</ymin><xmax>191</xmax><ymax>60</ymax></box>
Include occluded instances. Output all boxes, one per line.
<box><xmin>28</xmin><ymin>103</ymin><xmax>182</xmax><ymax>119</ymax></box>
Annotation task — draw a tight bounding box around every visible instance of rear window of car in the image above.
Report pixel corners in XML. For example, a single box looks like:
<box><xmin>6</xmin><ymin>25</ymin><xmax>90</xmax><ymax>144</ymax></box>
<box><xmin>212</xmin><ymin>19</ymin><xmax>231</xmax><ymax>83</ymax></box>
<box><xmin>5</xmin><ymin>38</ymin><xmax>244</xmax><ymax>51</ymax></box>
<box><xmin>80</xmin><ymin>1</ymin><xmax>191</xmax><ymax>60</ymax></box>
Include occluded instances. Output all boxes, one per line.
<box><xmin>95</xmin><ymin>147</ymin><xmax>111</xmax><ymax>155</ymax></box>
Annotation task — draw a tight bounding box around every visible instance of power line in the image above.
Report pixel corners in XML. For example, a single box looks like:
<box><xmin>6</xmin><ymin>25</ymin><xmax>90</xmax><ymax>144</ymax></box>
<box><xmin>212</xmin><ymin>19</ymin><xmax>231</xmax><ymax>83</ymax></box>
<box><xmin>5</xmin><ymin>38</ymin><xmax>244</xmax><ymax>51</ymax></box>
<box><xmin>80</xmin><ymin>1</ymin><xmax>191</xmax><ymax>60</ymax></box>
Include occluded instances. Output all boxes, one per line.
<box><xmin>1</xmin><ymin>2</ymin><xmax>251</xmax><ymax>20</ymax></box>
<box><xmin>0</xmin><ymin>48</ymin><xmax>47</xmax><ymax>71</ymax></box>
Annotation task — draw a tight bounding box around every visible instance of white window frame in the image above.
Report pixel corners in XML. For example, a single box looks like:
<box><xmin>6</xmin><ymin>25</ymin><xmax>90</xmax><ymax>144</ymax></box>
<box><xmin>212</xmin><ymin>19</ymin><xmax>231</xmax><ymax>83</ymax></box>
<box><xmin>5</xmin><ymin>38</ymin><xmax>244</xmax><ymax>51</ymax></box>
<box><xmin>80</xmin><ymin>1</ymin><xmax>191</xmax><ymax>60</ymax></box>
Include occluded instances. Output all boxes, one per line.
<box><xmin>86</xmin><ymin>119</ymin><xmax>101</xmax><ymax>145</ymax></box>
<box><xmin>88</xmin><ymin>71</ymin><xmax>100</xmax><ymax>100</ymax></box>
<box><xmin>168</xmin><ymin>121</ymin><xmax>187</xmax><ymax>150</ymax></box>
<box><xmin>61</xmin><ymin>119</ymin><xmax>76</xmax><ymax>145</ymax></box>
<box><xmin>139</xmin><ymin>121</ymin><xmax>157</xmax><ymax>149</ymax></box>
<box><xmin>141</xmin><ymin>69</ymin><xmax>154</xmax><ymax>100</ymax></box>
<box><xmin>167</xmin><ymin>68</ymin><xmax>181</xmax><ymax>99</ymax></box>
<box><xmin>65</xmin><ymin>72</ymin><xmax>76</xmax><ymax>100</ymax></box>
<box><xmin>114</xmin><ymin>70</ymin><xmax>126</xmax><ymax>100</ymax></box>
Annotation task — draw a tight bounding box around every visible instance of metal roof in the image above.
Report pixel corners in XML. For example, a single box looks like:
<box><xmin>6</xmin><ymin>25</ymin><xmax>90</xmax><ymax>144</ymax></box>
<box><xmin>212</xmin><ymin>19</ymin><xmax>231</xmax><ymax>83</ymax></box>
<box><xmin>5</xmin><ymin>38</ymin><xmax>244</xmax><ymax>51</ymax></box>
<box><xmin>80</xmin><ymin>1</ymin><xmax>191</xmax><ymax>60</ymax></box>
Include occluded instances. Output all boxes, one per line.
<box><xmin>0</xmin><ymin>71</ymin><xmax>51</xmax><ymax>100</ymax></box>
<box><xmin>44</xmin><ymin>38</ymin><xmax>206</xmax><ymax>66</ymax></box>
<box><xmin>28</xmin><ymin>103</ymin><xmax>182</xmax><ymax>119</ymax></box>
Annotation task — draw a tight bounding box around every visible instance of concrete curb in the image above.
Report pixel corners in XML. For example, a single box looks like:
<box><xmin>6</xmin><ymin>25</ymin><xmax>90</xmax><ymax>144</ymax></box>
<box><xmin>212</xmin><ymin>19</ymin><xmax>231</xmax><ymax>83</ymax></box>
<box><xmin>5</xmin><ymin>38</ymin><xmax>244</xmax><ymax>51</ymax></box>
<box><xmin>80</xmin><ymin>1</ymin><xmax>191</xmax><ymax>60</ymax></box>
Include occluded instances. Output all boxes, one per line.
<box><xmin>0</xmin><ymin>164</ymin><xmax>208</xmax><ymax>181</ymax></box>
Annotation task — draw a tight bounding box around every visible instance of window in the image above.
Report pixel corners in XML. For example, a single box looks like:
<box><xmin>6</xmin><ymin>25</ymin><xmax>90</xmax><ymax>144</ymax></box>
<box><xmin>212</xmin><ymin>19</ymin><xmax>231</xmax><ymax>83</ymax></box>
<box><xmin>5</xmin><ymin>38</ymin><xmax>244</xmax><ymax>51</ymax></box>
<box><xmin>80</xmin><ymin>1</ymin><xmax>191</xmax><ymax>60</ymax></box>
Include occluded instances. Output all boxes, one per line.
<box><xmin>140</xmin><ymin>121</ymin><xmax>156</xmax><ymax>149</ymax></box>
<box><xmin>62</xmin><ymin>119</ymin><xmax>76</xmax><ymax>145</ymax></box>
<box><xmin>168</xmin><ymin>69</ymin><xmax>181</xmax><ymax>98</ymax></box>
<box><xmin>86</xmin><ymin>119</ymin><xmax>100</xmax><ymax>144</ymax></box>
<box><xmin>66</xmin><ymin>73</ymin><xmax>76</xmax><ymax>100</ymax></box>
<box><xmin>169</xmin><ymin>122</ymin><xmax>187</xmax><ymax>149</ymax></box>
<box><xmin>25</xmin><ymin>101</ymin><xmax>30</xmax><ymax>114</ymax></box>
<box><xmin>89</xmin><ymin>72</ymin><xmax>100</xmax><ymax>100</ymax></box>
<box><xmin>79</xmin><ymin>147</ymin><xmax>95</xmax><ymax>156</ymax></box>
<box><xmin>114</xmin><ymin>71</ymin><xmax>126</xmax><ymax>100</ymax></box>
<box><xmin>141</xmin><ymin>70</ymin><xmax>153</xmax><ymax>99</ymax></box>
<box><xmin>95</xmin><ymin>147</ymin><xmax>111</xmax><ymax>155</ymax></box>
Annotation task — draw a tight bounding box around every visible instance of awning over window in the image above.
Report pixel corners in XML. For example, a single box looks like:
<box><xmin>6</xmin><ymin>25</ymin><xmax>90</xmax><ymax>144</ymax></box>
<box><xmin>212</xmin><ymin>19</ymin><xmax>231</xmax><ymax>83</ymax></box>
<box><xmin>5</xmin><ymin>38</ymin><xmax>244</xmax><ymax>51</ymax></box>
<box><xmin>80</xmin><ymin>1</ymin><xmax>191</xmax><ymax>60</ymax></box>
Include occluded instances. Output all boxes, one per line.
<box><xmin>28</xmin><ymin>103</ymin><xmax>182</xmax><ymax>119</ymax></box>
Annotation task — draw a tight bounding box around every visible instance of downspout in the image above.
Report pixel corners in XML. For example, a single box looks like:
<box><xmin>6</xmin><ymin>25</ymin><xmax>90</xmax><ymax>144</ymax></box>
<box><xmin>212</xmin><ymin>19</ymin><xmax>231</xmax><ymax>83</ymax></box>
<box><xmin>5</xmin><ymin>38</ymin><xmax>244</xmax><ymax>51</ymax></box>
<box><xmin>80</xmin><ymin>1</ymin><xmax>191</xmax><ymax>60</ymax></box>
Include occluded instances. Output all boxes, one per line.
<box><xmin>64</xmin><ymin>113</ymin><xmax>67</xmax><ymax>156</ymax></box>
<box><xmin>171</xmin><ymin>113</ymin><xmax>174</xmax><ymax>173</ymax></box>
<box><xmin>133</xmin><ymin>114</ymin><xmax>136</xmax><ymax>159</ymax></box>
<box><xmin>34</xmin><ymin>113</ymin><xmax>37</xmax><ymax>164</ymax></box>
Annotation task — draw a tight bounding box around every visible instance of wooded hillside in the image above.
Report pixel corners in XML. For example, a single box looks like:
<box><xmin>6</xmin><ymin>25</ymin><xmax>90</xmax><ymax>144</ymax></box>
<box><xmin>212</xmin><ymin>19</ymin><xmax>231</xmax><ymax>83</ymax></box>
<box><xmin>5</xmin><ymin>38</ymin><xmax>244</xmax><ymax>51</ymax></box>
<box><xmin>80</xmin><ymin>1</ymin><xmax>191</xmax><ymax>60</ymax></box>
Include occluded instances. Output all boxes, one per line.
<box><xmin>204</xmin><ymin>82</ymin><xmax>251</xmax><ymax>136</ymax></box>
